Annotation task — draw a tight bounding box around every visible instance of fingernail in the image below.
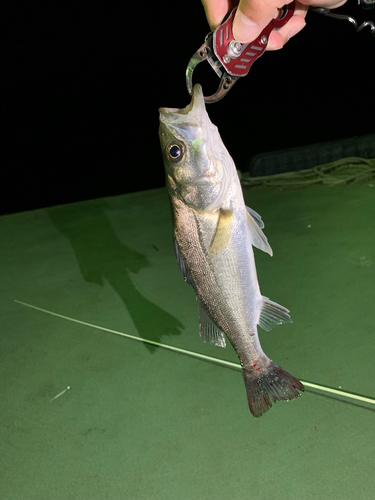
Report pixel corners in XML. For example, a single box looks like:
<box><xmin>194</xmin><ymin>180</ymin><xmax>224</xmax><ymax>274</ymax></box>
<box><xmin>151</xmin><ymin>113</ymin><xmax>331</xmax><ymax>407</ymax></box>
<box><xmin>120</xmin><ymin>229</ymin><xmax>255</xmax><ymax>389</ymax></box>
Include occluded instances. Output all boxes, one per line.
<box><xmin>233</xmin><ymin>10</ymin><xmax>259</xmax><ymax>43</ymax></box>
<box><xmin>287</xmin><ymin>21</ymin><xmax>306</xmax><ymax>41</ymax></box>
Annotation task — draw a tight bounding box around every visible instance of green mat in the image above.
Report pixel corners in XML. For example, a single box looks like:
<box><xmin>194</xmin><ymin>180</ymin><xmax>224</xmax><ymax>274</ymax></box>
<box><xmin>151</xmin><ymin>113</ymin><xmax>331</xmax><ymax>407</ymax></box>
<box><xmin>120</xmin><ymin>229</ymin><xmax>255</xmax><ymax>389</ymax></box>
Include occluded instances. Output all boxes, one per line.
<box><xmin>1</xmin><ymin>184</ymin><xmax>374</xmax><ymax>500</ymax></box>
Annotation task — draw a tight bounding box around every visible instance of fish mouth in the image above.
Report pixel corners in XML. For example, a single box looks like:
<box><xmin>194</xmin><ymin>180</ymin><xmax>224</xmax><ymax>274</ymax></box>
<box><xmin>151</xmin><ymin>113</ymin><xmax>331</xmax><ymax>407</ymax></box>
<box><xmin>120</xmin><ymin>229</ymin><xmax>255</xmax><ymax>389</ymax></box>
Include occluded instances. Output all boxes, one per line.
<box><xmin>159</xmin><ymin>84</ymin><xmax>205</xmax><ymax>123</ymax></box>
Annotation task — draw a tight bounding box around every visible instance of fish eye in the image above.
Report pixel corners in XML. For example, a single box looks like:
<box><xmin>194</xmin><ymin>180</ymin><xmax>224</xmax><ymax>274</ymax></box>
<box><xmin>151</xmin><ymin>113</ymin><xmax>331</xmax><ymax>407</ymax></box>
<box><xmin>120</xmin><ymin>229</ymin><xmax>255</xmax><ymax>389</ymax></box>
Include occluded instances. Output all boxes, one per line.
<box><xmin>166</xmin><ymin>142</ymin><xmax>185</xmax><ymax>163</ymax></box>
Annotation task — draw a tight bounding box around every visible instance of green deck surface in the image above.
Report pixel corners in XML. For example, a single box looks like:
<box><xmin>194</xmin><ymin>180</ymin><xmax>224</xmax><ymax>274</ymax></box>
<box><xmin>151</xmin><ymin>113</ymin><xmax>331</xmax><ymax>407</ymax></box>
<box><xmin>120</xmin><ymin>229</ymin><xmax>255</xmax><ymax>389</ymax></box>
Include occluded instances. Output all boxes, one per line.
<box><xmin>1</xmin><ymin>184</ymin><xmax>374</xmax><ymax>500</ymax></box>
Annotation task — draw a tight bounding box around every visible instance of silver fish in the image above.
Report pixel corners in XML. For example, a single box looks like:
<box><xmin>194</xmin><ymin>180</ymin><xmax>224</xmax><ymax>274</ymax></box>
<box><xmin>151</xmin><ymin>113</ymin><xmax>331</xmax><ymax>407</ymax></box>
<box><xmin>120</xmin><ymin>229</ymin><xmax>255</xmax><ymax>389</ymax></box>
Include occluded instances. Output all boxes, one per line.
<box><xmin>159</xmin><ymin>84</ymin><xmax>304</xmax><ymax>417</ymax></box>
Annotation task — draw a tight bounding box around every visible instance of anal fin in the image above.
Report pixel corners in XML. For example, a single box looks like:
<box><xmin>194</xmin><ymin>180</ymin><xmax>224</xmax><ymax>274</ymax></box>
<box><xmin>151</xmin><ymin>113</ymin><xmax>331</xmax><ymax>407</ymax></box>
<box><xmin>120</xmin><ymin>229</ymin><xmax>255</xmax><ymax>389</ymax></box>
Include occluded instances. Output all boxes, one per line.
<box><xmin>258</xmin><ymin>296</ymin><xmax>292</xmax><ymax>331</ymax></box>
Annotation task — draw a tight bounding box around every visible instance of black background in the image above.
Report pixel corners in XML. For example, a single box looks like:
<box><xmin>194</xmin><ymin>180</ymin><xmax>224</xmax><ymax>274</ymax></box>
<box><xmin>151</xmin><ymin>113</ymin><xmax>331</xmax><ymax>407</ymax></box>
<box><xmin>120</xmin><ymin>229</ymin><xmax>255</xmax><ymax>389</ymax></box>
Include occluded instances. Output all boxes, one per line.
<box><xmin>2</xmin><ymin>1</ymin><xmax>374</xmax><ymax>215</ymax></box>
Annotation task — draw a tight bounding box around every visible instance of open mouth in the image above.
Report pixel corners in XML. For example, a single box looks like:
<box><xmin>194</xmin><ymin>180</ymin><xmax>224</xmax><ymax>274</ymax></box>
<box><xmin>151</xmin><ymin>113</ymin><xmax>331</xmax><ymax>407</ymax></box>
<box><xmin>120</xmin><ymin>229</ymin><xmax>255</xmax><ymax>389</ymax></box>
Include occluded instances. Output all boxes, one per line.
<box><xmin>159</xmin><ymin>85</ymin><xmax>203</xmax><ymax>119</ymax></box>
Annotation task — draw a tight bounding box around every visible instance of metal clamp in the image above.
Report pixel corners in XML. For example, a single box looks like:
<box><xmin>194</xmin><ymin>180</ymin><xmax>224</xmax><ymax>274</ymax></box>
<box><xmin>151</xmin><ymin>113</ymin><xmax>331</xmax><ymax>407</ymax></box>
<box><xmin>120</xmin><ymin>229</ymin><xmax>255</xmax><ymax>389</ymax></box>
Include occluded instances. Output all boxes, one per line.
<box><xmin>186</xmin><ymin>2</ymin><xmax>295</xmax><ymax>103</ymax></box>
<box><xmin>311</xmin><ymin>7</ymin><xmax>375</xmax><ymax>36</ymax></box>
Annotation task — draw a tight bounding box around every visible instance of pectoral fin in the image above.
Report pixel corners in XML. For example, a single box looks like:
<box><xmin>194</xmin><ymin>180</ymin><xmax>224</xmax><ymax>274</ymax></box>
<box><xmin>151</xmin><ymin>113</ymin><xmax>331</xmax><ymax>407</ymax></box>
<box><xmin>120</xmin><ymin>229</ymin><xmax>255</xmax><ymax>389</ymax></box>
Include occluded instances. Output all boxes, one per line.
<box><xmin>197</xmin><ymin>298</ymin><xmax>226</xmax><ymax>348</ymax></box>
<box><xmin>209</xmin><ymin>208</ymin><xmax>233</xmax><ymax>257</ymax></box>
<box><xmin>258</xmin><ymin>296</ymin><xmax>292</xmax><ymax>331</ymax></box>
<box><xmin>246</xmin><ymin>211</ymin><xmax>273</xmax><ymax>256</ymax></box>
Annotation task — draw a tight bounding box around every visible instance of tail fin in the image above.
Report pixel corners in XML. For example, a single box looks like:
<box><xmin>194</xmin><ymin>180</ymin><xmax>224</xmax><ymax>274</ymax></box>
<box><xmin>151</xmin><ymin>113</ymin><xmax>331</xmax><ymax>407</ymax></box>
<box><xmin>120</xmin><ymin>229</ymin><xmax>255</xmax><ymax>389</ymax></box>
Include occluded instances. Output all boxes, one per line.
<box><xmin>243</xmin><ymin>363</ymin><xmax>304</xmax><ymax>418</ymax></box>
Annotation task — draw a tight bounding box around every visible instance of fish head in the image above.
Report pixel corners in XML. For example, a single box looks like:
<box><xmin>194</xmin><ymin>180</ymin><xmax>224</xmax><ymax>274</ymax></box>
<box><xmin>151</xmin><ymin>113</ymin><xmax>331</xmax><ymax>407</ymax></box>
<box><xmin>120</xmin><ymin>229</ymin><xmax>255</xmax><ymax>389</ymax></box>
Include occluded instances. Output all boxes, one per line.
<box><xmin>159</xmin><ymin>84</ymin><xmax>235</xmax><ymax>213</ymax></box>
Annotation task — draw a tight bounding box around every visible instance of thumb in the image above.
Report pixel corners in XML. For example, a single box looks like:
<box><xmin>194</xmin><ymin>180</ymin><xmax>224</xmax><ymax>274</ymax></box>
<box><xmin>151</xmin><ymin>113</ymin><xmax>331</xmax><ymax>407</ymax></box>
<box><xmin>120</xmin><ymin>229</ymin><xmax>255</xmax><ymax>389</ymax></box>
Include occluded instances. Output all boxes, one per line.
<box><xmin>233</xmin><ymin>0</ymin><xmax>282</xmax><ymax>43</ymax></box>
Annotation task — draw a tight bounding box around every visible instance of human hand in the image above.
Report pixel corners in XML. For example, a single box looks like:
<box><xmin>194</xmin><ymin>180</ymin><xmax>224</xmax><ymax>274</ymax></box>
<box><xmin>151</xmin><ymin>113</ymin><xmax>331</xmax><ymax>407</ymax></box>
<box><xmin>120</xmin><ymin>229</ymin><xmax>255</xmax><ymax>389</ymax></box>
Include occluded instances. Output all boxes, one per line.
<box><xmin>201</xmin><ymin>0</ymin><xmax>348</xmax><ymax>49</ymax></box>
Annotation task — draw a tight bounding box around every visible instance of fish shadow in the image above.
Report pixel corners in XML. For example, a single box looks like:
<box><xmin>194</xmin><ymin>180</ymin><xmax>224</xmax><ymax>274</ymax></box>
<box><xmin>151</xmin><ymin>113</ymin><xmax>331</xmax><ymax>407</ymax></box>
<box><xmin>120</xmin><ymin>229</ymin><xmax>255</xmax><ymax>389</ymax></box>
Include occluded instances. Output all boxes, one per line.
<box><xmin>47</xmin><ymin>201</ymin><xmax>184</xmax><ymax>352</ymax></box>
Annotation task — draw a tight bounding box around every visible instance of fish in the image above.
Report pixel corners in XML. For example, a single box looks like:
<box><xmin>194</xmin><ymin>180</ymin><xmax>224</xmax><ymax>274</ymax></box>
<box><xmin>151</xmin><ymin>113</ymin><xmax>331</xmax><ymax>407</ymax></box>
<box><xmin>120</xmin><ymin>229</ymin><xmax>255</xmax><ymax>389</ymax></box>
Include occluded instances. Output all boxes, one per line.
<box><xmin>159</xmin><ymin>84</ymin><xmax>304</xmax><ymax>417</ymax></box>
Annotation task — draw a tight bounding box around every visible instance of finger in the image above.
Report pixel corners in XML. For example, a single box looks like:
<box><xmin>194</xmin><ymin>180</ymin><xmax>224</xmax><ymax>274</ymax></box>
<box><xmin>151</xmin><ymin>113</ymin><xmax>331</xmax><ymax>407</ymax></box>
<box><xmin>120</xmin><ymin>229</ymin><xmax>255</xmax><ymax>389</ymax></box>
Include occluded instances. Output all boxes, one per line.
<box><xmin>267</xmin><ymin>14</ymin><xmax>306</xmax><ymax>50</ymax></box>
<box><xmin>233</xmin><ymin>0</ymin><xmax>294</xmax><ymax>43</ymax></box>
<box><xmin>299</xmin><ymin>0</ymin><xmax>347</xmax><ymax>8</ymax></box>
<box><xmin>201</xmin><ymin>0</ymin><xmax>238</xmax><ymax>30</ymax></box>
<box><xmin>266</xmin><ymin>3</ymin><xmax>308</xmax><ymax>50</ymax></box>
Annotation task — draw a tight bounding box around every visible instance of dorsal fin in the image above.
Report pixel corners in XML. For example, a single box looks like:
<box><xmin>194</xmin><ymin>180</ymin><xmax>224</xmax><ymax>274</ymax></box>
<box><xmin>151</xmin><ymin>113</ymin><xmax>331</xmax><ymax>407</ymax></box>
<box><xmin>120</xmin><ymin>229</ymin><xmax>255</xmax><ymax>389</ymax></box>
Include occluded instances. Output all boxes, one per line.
<box><xmin>174</xmin><ymin>236</ymin><xmax>196</xmax><ymax>289</ymax></box>
<box><xmin>197</xmin><ymin>298</ymin><xmax>226</xmax><ymax>348</ymax></box>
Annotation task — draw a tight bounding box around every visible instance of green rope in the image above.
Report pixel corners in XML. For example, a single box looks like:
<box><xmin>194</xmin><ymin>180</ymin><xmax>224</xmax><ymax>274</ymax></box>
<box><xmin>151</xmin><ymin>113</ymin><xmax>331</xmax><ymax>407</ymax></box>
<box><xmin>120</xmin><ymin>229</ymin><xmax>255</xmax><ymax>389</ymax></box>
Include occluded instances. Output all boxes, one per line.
<box><xmin>240</xmin><ymin>157</ymin><xmax>375</xmax><ymax>189</ymax></box>
<box><xmin>13</xmin><ymin>299</ymin><xmax>375</xmax><ymax>407</ymax></box>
